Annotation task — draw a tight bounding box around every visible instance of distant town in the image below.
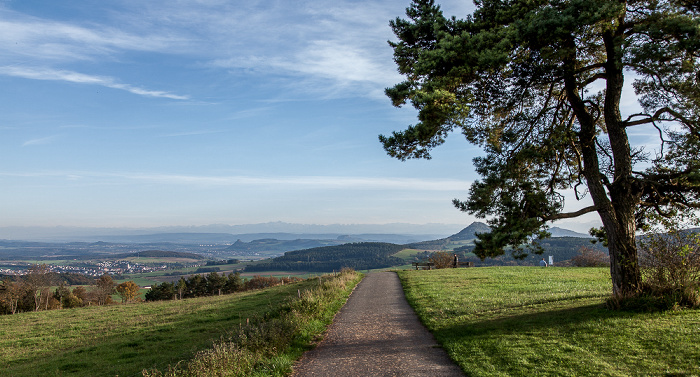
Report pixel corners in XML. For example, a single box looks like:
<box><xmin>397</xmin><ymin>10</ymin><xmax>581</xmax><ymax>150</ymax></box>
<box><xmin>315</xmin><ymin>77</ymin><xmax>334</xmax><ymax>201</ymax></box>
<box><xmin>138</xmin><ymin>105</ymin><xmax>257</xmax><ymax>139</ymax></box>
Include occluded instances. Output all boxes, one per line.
<box><xmin>0</xmin><ymin>260</ymin><xmax>174</xmax><ymax>277</ymax></box>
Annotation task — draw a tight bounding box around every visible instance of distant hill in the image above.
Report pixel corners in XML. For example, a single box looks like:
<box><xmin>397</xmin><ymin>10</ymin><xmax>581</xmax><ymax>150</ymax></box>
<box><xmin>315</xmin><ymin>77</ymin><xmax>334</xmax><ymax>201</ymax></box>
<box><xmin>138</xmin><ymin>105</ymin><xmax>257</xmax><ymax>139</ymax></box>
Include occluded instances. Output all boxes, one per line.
<box><xmin>87</xmin><ymin>233</ymin><xmax>241</xmax><ymax>244</ymax></box>
<box><xmin>226</xmin><ymin>238</ymin><xmax>342</xmax><ymax>254</ymax></box>
<box><xmin>448</xmin><ymin>222</ymin><xmax>491</xmax><ymax>241</ymax></box>
<box><xmin>0</xmin><ymin>223</ymin><xmax>458</xmax><ymax>242</ymax></box>
<box><xmin>225</xmin><ymin>233</ymin><xmax>438</xmax><ymax>255</ymax></box>
<box><xmin>245</xmin><ymin>242</ymin><xmax>406</xmax><ymax>272</ymax></box>
<box><xmin>549</xmin><ymin>227</ymin><xmax>590</xmax><ymax>238</ymax></box>
<box><xmin>405</xmin><ymin>222</ymin><xmax>491</xmax><ymax>249</ymax></box>
<box><xmin>27</xmin><ymin>231</ymin><xmax>440</xmax><ymax>247</ymax></box>
<box><xmin>446</xmin><ymin>222</ymin><xmax>589</xmax><ymax>240</ymax></box>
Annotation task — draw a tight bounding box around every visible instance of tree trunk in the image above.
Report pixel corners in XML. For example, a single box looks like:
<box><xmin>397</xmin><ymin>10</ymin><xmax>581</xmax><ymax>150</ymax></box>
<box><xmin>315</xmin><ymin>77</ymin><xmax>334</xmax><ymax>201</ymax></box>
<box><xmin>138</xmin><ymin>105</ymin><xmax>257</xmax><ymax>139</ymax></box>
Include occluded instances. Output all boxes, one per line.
<box><xmin>607</xmin><ymin>225</ymin><xmax>642</xmax><ymax>296</ymax></box>
<box><xmin>600</xmin><ymin>25</ymin><xmax>642</xmax><ymax>296</ymax></box>
<box><xmin>563</xmin><ymin>26</ymin><xmax>643</xmax><ymax>297</ymax></box>
<box><xmin>600</xmin><ymin>200</ymin><xmax>642</xmax><ymax>296</ymax></box>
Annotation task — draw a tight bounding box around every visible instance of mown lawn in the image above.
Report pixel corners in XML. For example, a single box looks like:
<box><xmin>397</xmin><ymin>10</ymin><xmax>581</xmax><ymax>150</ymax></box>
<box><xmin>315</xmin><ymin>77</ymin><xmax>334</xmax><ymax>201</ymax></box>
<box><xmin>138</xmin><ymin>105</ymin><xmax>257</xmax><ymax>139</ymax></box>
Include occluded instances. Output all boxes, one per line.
<box><xmin>397</xmin><ymin>267</ymin><xmax>700</xmax><ymax>376</ymax></box>
<box><xmin>0</xmin><ymin>273</ymin><xmax>360</xmax><ymax>377</ymax></box>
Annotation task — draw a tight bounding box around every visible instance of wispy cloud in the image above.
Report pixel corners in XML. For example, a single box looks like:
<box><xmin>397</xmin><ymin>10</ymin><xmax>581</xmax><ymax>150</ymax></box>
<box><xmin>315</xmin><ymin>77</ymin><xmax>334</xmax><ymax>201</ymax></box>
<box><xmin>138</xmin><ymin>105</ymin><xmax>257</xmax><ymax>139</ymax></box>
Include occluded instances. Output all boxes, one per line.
<box><xmin>0</xmin><ymin>1</ymin><xmax>404</xmax><ymax>100</ymax></box>
<box><xmin>183</xmin><ymin>1</ymin><xmax>403</xmax><ymax>97</ymax></box>
<box><xmin>0</xmin><ymin>170</ymin><xmax>470</xmax><ymax>192</ymax></box>
<box><xmin>0</xmin><ymin>8</ymin><xmax>187</xmax><ymax>62</ymax></box>
<box><xmin>161</xmin><ymin>130</ymin><xmax>225</xmax><ymax>137</ymax></box>
<box><xmin>22</xmin><ymin>135</ymin><xmax>58</xmax><ymax>147</ymax></box>
<box><xmin>0</xmin><ymin>1</ymin><xmax>476</xmax><ymax>102</ymax></box>
<box><xmin>126</xmin><ymin>173</ymin><xmax>469</xmax><ymax>191</ymax></box>
<box><xmin>0</xmin><ymin>66</ymin><xmax>189</xmax><ymax>100</ymax></box>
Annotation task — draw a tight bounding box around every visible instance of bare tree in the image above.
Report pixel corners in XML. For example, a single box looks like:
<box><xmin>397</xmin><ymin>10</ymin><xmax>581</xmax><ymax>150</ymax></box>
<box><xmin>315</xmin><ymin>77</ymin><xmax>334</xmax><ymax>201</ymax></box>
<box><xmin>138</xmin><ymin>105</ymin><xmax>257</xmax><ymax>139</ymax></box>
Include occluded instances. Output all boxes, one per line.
<box><xmin>24</xmin><ymin>264</ymin><xmax>53</xmax><ymax>311</ymax></box>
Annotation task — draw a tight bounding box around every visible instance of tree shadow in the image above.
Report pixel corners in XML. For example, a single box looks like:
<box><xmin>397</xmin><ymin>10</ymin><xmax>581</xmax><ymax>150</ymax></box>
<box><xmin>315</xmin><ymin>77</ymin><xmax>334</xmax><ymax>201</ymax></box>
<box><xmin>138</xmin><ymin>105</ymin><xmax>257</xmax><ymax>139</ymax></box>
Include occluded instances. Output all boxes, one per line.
<box><xmin>436</xmin><ymin>299</ymin><xmax>639</xmax><ymax>338</ymax></box>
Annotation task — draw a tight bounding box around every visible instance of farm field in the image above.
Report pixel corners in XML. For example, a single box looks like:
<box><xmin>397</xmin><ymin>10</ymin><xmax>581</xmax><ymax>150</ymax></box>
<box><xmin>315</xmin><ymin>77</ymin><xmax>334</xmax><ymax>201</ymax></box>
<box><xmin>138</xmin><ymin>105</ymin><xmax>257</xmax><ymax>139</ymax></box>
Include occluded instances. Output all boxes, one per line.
<box><xmin>397</xmin><ymin>267</ymin><xmax>700</xmax><ymax>376</ymax></box>
<box><xmin>0</xmin><ymin>272</ymin><xmax>361</xmax><ymax>377</ymax></box>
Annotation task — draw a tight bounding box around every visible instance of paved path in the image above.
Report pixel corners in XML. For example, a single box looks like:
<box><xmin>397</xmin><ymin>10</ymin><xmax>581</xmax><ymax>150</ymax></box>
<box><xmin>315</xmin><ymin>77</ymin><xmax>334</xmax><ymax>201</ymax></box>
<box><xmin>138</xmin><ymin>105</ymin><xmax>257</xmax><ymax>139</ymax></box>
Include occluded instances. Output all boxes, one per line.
<box><xmin>291</xmin><ymin>271</ymin><xmax>465</xmax><ymax>377</ymax></box>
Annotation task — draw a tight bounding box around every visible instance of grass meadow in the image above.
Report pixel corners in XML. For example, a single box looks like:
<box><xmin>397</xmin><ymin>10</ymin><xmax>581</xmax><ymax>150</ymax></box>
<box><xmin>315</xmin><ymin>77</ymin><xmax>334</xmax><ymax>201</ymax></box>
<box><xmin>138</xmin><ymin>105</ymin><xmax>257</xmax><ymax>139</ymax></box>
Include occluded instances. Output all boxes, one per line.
<box><xmin>1</xmin><ymin>270</ymin><xmax>362</xmax><ymax>377</ymax></box>
<box><xmin>397</xmin><ymin>267</ymin><xmax>700</xmax><ymax>376</ymax></box>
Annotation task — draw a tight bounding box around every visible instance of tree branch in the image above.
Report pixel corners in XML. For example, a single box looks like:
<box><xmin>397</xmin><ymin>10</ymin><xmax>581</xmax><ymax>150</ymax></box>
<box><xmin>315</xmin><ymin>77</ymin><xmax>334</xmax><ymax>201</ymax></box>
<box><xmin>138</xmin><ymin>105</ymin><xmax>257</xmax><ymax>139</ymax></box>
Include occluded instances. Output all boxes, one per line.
<box><xmin>624</xmin><ymin>107</ymin><xmax>696</xmax><ymax>133</ymax></box>
<box><xmin>581</xmin><ymin>73</ymin><xmax>606</xmax><ymax>87</ymax></box>
<box><xmin>543</xmin><ymin>205</ymin><xmax>598</xmax><ymax>221</ymax></box>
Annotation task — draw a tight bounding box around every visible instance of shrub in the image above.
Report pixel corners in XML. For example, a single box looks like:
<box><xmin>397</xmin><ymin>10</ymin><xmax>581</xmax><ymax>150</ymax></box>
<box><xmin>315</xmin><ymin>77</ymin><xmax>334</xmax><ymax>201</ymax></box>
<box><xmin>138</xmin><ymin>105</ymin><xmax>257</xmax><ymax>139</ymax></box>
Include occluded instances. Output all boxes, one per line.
<box><xmin>571</xmin><ymin>246</ymin><xmax>610</xmax><ymax>267</ymax></box>
<box><xmin>429</xmin><ymin>251</ymin><xmax>456</xmax><ymax>269</ymax></box>
<box><xmin>632</xmin><ymin>228</ymin><xmax>700</xmax><ymax>310</ymax></box>
<box><xmin>62</xmin><ymin>294</ymin><xmax>83</xmax><ymax>309</ymax></box>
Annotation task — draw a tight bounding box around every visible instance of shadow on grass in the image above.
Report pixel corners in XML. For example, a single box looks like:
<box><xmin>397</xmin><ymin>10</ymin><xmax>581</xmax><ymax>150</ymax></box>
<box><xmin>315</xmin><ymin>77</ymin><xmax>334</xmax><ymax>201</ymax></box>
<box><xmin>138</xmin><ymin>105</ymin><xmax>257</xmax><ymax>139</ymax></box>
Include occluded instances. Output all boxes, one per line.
<box><xmin>440</xmin><ymin>300</ymin><xmax>635</xmax><ymax>338</ymax></box>
<box><xmin>431</xmin><ymin>299</ymin><xmax>700</xmax><ymax>376</ymax></box>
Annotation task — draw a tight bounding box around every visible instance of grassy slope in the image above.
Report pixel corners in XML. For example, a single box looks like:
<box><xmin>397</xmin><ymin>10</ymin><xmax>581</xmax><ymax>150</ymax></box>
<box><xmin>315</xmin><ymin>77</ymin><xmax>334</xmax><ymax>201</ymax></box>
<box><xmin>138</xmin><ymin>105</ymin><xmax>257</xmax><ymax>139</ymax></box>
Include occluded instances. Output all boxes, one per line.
<box><xmin>392</xmin><ymin>248</ymin><xmax>422</xmax><ymax>260</ymax></box>
<box><xmin>0</xmin><ymin>274</ymin><xmax>360</xmax><ymax>377</ymax></box>
<box><xmin>397</xmin><ymin>267</ymin><xmax>700</xmax><ymax>377</ymax></box>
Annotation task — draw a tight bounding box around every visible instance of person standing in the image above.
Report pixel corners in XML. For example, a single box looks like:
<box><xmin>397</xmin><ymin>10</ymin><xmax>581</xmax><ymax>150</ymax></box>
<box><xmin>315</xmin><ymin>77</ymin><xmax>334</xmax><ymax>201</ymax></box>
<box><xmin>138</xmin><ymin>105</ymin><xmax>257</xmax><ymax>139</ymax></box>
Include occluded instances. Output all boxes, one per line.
<box><xmin>453</xmin><ymin>254</ymin><xmax>458</xmax><ymax>268</ymax></box>
<box><xmin>539</xmin><ymin>258</ymin><xmax>548</xmax><ymax>267</ymax></box>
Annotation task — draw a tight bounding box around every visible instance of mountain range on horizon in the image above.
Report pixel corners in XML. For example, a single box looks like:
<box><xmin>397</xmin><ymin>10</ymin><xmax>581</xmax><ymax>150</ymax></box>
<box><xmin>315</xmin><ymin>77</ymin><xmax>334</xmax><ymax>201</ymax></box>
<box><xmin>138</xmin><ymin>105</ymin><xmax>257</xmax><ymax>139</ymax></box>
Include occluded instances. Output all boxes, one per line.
<box><xmin>0</xmin><ymin>221</ymin><xmax>590</xmax><ymax>243</ymax></box>
<box><xmin>0</xmin><ymin>222</ymin><xmax>461</xmax><ymax>242</ymax></box>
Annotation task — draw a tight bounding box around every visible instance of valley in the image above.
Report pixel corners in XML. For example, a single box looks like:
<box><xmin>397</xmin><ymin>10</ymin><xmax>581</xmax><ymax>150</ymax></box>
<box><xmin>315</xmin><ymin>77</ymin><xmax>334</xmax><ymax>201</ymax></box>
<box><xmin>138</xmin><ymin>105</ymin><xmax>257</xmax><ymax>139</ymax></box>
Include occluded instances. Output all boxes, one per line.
<box><xmin>0</xmin><ymin>222</ymin><xmax>609</xmax><ymax>294</ymax></box>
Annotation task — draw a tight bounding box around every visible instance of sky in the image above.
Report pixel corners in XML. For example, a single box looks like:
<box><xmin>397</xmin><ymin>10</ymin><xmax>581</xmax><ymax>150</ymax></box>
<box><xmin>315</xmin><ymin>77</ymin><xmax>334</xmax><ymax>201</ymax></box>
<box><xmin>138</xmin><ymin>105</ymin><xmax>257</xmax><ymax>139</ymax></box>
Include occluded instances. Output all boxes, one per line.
<box><xmin>0</xmin><ymin>0</ymin><xmax>616</xmax><ymax>234</ymax></box>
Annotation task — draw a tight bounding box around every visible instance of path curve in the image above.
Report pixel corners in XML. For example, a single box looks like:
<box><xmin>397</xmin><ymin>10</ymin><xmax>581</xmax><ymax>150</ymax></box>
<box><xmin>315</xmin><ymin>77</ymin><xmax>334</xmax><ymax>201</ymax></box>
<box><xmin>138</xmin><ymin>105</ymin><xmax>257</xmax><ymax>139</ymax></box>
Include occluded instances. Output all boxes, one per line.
<box><xmin>291</xmin><ymin>271</ymin><xmax>464</xmax><ymax>377</ymax></box>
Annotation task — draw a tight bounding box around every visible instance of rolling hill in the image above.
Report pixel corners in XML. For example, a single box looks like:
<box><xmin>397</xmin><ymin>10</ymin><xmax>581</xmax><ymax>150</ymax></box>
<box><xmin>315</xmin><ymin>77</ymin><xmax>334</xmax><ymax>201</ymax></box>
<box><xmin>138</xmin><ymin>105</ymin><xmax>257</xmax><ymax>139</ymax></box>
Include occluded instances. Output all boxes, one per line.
<box><xmin>243</xmin><ymin>222</ymin><xmax>605</xmax><ymax>272</ymax></box>
<box><xmin>244</xmin><ymin>242</ymin><xmax>406</xmax><ymax>272</ymax></box>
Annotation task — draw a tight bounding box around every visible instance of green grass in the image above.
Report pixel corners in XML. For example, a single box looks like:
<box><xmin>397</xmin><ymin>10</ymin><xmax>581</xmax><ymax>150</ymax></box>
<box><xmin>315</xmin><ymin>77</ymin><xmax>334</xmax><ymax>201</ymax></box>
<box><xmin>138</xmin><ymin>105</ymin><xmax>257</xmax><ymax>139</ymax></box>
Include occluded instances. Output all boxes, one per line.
<box><xmin>143</xmin><ymin>269</ymin><xmax>363</xmax><ymax>376</ymax></box>
<box><xmin>397</xmin><ymin>267</ymin><xmax>700</xmax><ymax>377</ymax></box>
<box><xmin>443</xmin><ymin>240</ymin><xmax>474</xmax><ymax>251</ymax></box>
<box><xmin>392</xmin><ymin>248</ymin><xmax>422</xmax><ymax>260</ymax></box>
<box><xmin>0</xmin><ymin>272</ymin><xmax>362</xmax><ymax>377</ymax></box>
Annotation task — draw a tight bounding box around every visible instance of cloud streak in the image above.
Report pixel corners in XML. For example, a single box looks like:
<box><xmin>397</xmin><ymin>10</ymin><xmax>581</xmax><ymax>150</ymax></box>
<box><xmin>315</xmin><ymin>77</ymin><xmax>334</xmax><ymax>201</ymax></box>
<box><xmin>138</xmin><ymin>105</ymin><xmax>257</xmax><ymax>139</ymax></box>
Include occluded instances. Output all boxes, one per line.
<box><xmin>0</xmin><ymin>8</ymin><xmax>187</xmax><ymax>62</ymax></box>
<box><xmin>179</xmin><ymin>1</ymin><xmax>404</xmax><ymax>97</ymax></box>
<box><xmin>0</xmin><ymin>170</ymin><xmax>470</xmax><ymax>192</ymax></box>
<box><xmin>0</xmin><ymin>1</ymin><xmax>407</xmax><ymax>100</ymax></box>
<box><xmin>22</xmin><ymin>135</ymin><xmax>58</xmax><ymax>147</ymax></box>
<box><xmin>129</xmin><ymin>173</ymin><xmax>469</xmax><ymax>191</ymax></box>
<box><xmin>0</xmin><ymin>66</ymin><xmax>189</xmax><ymax>99</ymax></box>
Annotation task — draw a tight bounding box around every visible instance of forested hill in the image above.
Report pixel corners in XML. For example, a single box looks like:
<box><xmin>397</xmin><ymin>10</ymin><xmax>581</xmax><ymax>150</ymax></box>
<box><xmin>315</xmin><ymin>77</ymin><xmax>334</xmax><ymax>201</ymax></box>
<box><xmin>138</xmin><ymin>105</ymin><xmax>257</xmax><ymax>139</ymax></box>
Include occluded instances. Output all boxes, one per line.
<box><xmin>244</xmin><ymin>242</ymin><xmax>406</xmax><ymax>272</ymax></box>
<box><xmin>405</xmin><ymin>221</ymin><xmax>491</xmax><ymax>250</ymax></box>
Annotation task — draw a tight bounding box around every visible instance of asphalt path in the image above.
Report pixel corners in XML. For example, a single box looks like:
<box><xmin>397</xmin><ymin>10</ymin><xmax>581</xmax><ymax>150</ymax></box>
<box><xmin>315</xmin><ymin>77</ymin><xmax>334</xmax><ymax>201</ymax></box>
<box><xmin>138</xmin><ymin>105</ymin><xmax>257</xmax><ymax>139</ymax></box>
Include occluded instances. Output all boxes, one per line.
<box><xmin>291</xmin><ymin>271</ymin><xmax>465</xmax><ymax>377</ymax></box>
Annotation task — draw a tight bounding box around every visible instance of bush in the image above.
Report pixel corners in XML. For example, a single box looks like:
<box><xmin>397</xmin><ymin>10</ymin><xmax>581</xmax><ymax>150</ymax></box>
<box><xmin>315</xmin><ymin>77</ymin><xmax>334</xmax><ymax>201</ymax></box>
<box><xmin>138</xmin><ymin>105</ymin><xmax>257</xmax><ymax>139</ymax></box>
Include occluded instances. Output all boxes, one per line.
<box><xmin>610</xmin><ymin>226</ymin><xmax>700</xmax><ymax>311</ymax></box>
<box><xmin>62</xmin><ymin>294</ymin><xmax>83</xmax><ymax>309</ymax></box>
<box><xmin>606</xmin><ymin>285</ymin><xmax>700</xmax><ymax>312</ymax></box>
<box><xmin>571</xmin><ymin>246</ymin><xmax>610</xmax><ymax>267</ymax></box>
<box><xmin>632</xmin><ymin>228</ymin><xmax>700</xmax><ymax>310</ymax></box>
<box><xmin>429</xmin><ymin>251</ymin><xmax>456</xmax><ymax>269</ymax></box>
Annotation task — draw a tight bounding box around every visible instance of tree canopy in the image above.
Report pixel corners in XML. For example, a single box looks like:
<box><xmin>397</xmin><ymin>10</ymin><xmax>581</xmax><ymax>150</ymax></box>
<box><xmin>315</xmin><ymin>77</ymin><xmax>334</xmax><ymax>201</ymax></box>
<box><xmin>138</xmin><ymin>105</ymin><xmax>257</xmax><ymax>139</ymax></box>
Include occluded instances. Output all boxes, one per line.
<box><xmin>382</xmin><ymin>0</ymin><xmax>700</xmax><ymax>295</ymax></box>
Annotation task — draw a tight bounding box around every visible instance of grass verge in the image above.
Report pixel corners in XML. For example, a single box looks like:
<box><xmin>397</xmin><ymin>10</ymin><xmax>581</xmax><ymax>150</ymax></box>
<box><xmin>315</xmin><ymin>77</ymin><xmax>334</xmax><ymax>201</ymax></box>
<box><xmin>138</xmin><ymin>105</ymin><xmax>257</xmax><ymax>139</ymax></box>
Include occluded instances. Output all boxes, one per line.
<box><xmin>397</xmin><ymin>267</ymin><xmax>700</xmax><ymax>376</ymax></box>
<box><xmin>143</xmin><ymin>269</ymin><xmax>362</xmax><ymax>376</ymax></box>
<box><xmin>1</xmin><ymin>269</ymin><xmax>361</xmax><ymax>377</ymax></box>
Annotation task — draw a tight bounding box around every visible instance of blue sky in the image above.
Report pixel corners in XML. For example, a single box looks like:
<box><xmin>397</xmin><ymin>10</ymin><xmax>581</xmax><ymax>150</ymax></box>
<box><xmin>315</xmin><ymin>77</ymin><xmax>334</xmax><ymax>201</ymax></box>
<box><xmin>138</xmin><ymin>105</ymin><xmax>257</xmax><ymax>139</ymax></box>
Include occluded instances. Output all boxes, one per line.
<box><xmin>0</xmin><ymin>0</ymin><xmax>607</xmax><ymax>233</ymax></box>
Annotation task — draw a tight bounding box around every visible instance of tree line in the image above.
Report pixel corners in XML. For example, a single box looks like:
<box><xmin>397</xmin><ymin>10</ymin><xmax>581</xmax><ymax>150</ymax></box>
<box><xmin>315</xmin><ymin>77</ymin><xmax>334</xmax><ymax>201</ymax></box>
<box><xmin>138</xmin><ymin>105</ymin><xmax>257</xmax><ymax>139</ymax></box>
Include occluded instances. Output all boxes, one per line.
<box><xmin>0</xmin><ymin>264</ymin><xmax>118</xmax><ymax>314</ymax></box>
<box><xmin>0</xmin><ymin>264</ymin><xmax>304</xmax><ymax>314</ymax></box>
<box><xmin>145</xmin><ymin>272</ymin><xmax>301</xmax><ymax>301</ymax></box>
